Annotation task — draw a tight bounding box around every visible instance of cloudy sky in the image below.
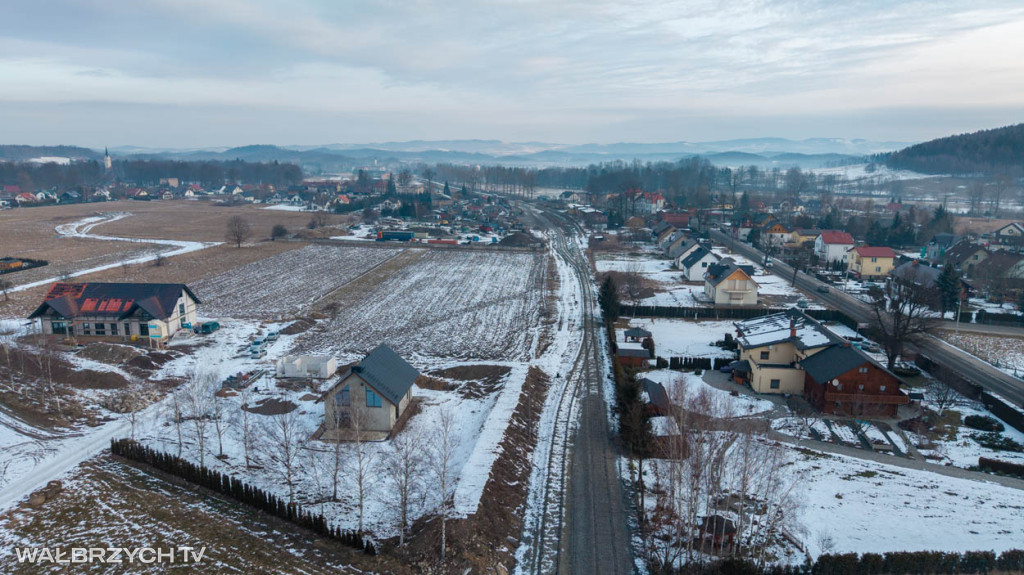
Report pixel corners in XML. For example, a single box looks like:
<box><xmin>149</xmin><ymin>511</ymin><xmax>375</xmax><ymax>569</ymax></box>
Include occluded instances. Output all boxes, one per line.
<box><xmin>1</xmin><ymin>0</ymin><xmax>1023</xmax><ymax>148</ymax></box>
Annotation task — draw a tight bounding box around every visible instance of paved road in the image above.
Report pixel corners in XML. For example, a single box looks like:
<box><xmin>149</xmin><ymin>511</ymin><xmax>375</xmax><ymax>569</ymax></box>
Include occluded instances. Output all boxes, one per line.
<box><xmin>710</xmin><ymin>230</ymin><xmax>1024</xmax><ymax>409</ymax></box>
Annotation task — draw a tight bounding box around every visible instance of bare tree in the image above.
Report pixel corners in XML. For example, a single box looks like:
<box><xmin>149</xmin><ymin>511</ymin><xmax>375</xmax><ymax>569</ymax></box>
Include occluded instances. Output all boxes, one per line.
<box><xmin>348</xmin><ymin>406</ymin><xmax>377</xmax><ymax>533</ymax></box>
<box><xmin>183</xmin><ymin>371</ymin><xmax>217</xmax><ymax>467</ymax></box>
<box><xmin>211</xmin><ymin>394</ymin><xmax>229</xmax><ymax>459</ymax></box>
<box><xmin>109</xmin><ymin>381</ymin><xmax>147</xmax><ymax>440</ymax></box>
<box><xmin>0</xmin><ymin>278</ymin><xmax>12</xmax><ymax>301</ymax></box>
<box><xmin>235</xmin><ymin>387</ymin><xmax>257</xmax><ymax>470</ymax></box>
<box><xmin>430</xmin><ymin>405</ymin><xmax>460</xmax><ymax>562</ymax></box>
<box><xmin>966</xmin><ymin>181</ymin><xmax>986</xmax><ymax>215</ymax></box>
<box><xmin>260</xmin><ymin>409</ymin><xmax>307</xmax><ymax>504</ymax></box>
<box><xmin>169</xmin><ymin>388</ymin><xmax>185</xmax><ymax>458</ymax></box>
<box><xmin>397</xmin><ymin>169</ymin><xmax>413</xmax><ymax>187</ymax></box>
<box><xmin>225</xmin><ymin>215</ymin><xmax>252</xmax><ymax>248</ymax></box>
<box><xmin>383</xmin><ymin>426</ymin><xmax>426</xmax><ymax>547</ymax></box>
<box><xmin>623</xmin><ymin>262</ymin><xmax>646</xmax><ymax>311</ymax></box>
<box><xmin>868</xmin><ymin>267</ymin><xmax>937</xmax><ymax>369</ymax></box>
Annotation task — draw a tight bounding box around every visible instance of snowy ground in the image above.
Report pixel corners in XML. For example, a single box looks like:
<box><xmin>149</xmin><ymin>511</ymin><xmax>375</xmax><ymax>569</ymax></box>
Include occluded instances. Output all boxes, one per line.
<box><xmin>620</xmin><ymin>319</ymin><xmax>736</xmax><ymax>359</ymax></box>
<box><xmin>643</xmin><ymin>370</ymin><xmax>775</xmax><ymax>416</ymax></box>
<box><xmin>794</xmin><ymin>446</ymin><xmax>1024</xmax><ymax>558</ymax></box>
<box><xmin>936</xmin><ymin>332</ymin><xmax>1024</xmax><ymax>378</ymax></box>
<box><xmin>193</xmin><ymin>244</ymin><xmax>399</xmax><ymax>319</ymax></box>
<box><xmin>297</xmin><ymin>249</ymin><xmax>546</xmax><ymax>361</ymax></box>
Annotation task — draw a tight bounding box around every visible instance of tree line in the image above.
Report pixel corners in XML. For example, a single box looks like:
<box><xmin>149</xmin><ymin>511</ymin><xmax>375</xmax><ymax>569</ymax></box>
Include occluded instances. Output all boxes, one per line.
<box><xmin>0</xmin><ymin>158</ymin><xmax>304</xmax><ymax>191</ymax></box>
<box><xmin>883</xmin><ymin>123</ymin><xmax>1024</xmax><ymax>176</ymax></box>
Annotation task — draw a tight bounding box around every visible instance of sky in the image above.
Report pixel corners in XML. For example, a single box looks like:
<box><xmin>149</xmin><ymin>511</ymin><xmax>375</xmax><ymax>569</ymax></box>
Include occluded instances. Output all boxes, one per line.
<box><xmin>1</xmin><ymin>0</ymin><xmax>1023</xmax><ymax>148</ymax></box>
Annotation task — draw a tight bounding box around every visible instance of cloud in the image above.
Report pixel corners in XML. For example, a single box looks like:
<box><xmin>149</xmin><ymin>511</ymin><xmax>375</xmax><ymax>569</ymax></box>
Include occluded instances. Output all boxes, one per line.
<box><xmin>0</xmin><ymin>0</ymin><xmax>1022</xmax><ymax>144</ymax></box>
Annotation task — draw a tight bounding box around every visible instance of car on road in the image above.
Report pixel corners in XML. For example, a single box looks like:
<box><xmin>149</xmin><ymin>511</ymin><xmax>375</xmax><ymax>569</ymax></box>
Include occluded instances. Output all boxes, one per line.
<box><xmin>816</xmin><ymin>285</ymin><xmax>830</xmax><ymax>293</ymax></box>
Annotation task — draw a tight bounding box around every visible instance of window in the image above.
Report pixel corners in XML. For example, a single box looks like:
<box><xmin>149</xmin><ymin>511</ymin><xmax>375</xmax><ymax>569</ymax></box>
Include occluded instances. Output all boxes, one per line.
<box><xmin>94</xmin><ymin>323</ymin><xmax>106</xmax><ymax>336</ymax></box>
<box><xmin>139</xmin><ymin>323</ymin><xmax>149</xmax><ymax>336</ymax></box>
<box><xmin>859</xmin><ymin>367</ymin><xmax>868</xmax><ymax>373</ymax></box>
<box><xmin>179</xmin><ymin>303</ymin><xmax>185</xmax><ymax>316</ymax></box>
<box><xmin>124</xmin><ymin>322</ymin><xmax>131</xmax><ymax>336</ymax></box>
<box><xmin>335</xmin><ymin>386</ymin><xmax>350</xmax><ymax>407</ymax></box>
<box><xmin>871</xmin><ymin>257</ymin><xmax>877</xmax><ymax>262</ymax></box>
<box><xmin>770</xmin><ymin>379</ymin><xmax>780</xmax><ymax>389</ymax></box>
<box><xmin>760</xmin><ymin>351</ymin><xmax>770</xmax><ymax>360</ymax></box>
<box><xmin>110</xmin><ymin>323</ymin><xmax>118</xmax><ymax>336</ymax></box>
<box><xmin>51</xmin><ymin>321</ymin><xmax>68</xmax><ymax>335</ymax></box>
<box><xmin>880</xmin><ymin>385</ymin><xmax>886</xmax><ymax>392</ymax></box>
<box><xmin>859</xmin><ymin>384</ymin><xmax>865</xmax><ymax>390</ymax></box>
<box><xmin>875</xmin><ymin>266</ymin><xmax>881</xmax><ymax>272</ymax></box>
<box><xmin>82</xmin><ymin>322</ymin><xmax>91</xmax><ymax>335</ymax></box>
<box><xmin>366</xmin><ymin>389</ymin><xmax>382</xmax><ymax>408</ymax></box>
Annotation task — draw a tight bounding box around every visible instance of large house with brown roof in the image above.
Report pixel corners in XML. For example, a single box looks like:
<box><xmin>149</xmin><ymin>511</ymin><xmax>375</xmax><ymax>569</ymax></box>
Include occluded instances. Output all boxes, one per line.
<box><xmin>847</xmin><ymin>246</ymin><xmax>896</xmax><ymax>279</ymax></box>
<box><xmin>28</xmin><ymin>282</ymin><xmax>200</xmax><ymax>345</ymax></box>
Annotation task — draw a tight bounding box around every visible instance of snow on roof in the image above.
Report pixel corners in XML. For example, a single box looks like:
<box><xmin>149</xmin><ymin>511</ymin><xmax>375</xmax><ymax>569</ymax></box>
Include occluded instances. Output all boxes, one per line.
<box><xmin>734</xmin><ymin>308</ymin><xmax>838</xmax><ymax>350</ymax></box>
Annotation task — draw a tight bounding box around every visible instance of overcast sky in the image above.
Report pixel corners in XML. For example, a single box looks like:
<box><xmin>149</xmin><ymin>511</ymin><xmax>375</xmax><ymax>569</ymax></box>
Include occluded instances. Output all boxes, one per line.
<box><xmin>1</xmin><ymin>0</ymin><xmax>1023</xmax><ymax>148</ymax></box>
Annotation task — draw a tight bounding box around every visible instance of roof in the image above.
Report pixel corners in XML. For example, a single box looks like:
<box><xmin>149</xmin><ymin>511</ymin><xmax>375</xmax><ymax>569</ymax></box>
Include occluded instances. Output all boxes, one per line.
<box><xmin>680</xmin><ymin>246</ymin><xmax>716</xmax><ymax>269</ymax></box>
<box><xmin>800</xmin><ymin>344</ymin><xmax>875</xmax><ymax>384</ymax></box>
<box><xmin>617</xmin><ymin>347</ymin><xmax>652</xmax><ymax>358</ymax></box>
<box><xmin>943</xmin><ymin>240</ymin><xmax>987</xmax><ymax>265</ymax></box>
<box><xmin>640</xmin><ymin>378</ymin><xmax>670</xmax><ymax>413</ymax></box>
<box><xmin>852</xmin><ymin>246</ymin><xmax>896</xmax><ymax>258</ymax></box>
<box><xmin>347</xmin><ymin>344</ymin><xmax>419</xmax><ymax>406</ymax></box>
<box><xmin>794</xmin><ymin>228</ymin><xmax>823</xmax><ymax>236</ymax></box>
<box><xmin>27</xmin><ymin>282</ymin><xmax>200</xmax><ymax>321</ymax></box>
<box><xmin>891</xmin><ymin>261</ymin><xmax>941</xmax><ymax>286</ymax></box>
<box><xmin>928</xmin><ymin>233</ymin><xmax>961</xmax><ymax>247</ymax></box>
<box><xmin>734</xmin><ymin>308</ymin><xmax>838</xmax><ymax>350</ymax></box>
<box><xmin>818</xmin><ymin>231</ymin><xmax>854</xmax><ymax>245</ymax></box>
<box><xmin>624</xmin><ymin>327</ymin><xmax>652</xmax><ymax>338</ymax></box>
<box><xmin>705</xmin><ymin>259</ymin><xmax>756</xmax><ymax>287</ymax></box>
<box><xmin>974</xmin><ymin>251</ymin><xmax>1024</xmax><ymax>278</ymax></box>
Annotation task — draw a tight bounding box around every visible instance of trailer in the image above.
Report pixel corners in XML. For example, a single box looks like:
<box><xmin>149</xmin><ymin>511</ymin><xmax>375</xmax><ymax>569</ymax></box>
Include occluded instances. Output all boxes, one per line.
<box><xmin>377</xmin><ymin>230</ymin><xmax>415</xmax><ymax>242</ymax></box>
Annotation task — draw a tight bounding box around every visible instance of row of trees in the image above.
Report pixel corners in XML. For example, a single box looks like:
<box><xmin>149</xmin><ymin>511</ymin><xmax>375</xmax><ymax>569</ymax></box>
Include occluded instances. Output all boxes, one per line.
<box><xmin>0</xmin><ymin>158</ymin><xmax>304</xmax><ymax>192</ymax></box>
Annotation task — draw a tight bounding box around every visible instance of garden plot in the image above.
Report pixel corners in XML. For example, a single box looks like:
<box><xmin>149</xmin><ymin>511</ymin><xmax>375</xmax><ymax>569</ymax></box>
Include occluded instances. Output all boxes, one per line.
<box><xmin>794</xmin><ymin>447</ymin><xmax>1024</xmax><ymax>558</ymax></box>
<box><xmin>827</xmin><ymin>421</ymin><xmax>860</xmax><ymax>445</ymax></box>
<box><xmin>622</xmin><ymin>318</ymin><xmax>736</xmax><ymax>359</ymax></box>
<box><xmin>300</xmin><ymin>250</ymin><xmax>545</xmax><ymax>361</ymax></box>
<box><xmin>193</xmin><ymin>244</ymin><xmax>399</xmax><ymax>319</ymax></box>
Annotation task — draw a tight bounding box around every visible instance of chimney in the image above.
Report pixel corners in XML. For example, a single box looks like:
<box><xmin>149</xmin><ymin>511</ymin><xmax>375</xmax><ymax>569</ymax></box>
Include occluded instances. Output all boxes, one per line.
<box><xmin>789</xmin><ymin>318</ymin><xmax>797</xmax><ymax>339</ymax></box>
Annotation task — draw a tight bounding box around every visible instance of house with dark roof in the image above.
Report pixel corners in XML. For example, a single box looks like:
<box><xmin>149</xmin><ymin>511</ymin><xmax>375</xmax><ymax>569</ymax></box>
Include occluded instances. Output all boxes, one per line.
<box><xmin>640</xmin><ymin>377</ymin><xmax>671</xmax><ymax>416</ymax></box>
<box><xmin>733</xmin><ymin>308</ymin><xmax>839</xmax><ymax>394</ymax></box>
<box><xmin>322</xmin><ymin>344</ymin><xmax>419</xmax><ymax>439</ymax></box>
<box><xmin>943</xmin><ymin>240</ymin><xmax>989</xmax><ymax>275</ymax></box>
<box><xmin>802</xmin><ymin>344</ymin><xmax>907</xmax><ymax>417</ymax></box>
<box><xmin>616</xmin><ymin>346</ymin><xmax>652</xmax><ymax>369</ymax></box>
<box><xmin>925</xmin><ymin>233</ymin><xmax>961</xmax><ymax>262</ymax></box>
<box><xmin>993</xmin><ymin>222</ymin><xmax>1024</xmax><ymax>246</ymax></box>
<box><xmin>27</xmin><ymin>282</ymin><xmax>200</xmax><ymax>345</ymax></box>
<box><xmin>704</xmin><ymin>258</ymin><xmax>758</xmax><ymax>306</ymax></box>
<box><xmin>678</xmin><ymin>246</ymin><xmax>719</xmax><ymax>281</ymax></box>
<box><xmin>847</xmin><ymin>246</ymin><xmax>896</xmax><ymax>279</ymax></box>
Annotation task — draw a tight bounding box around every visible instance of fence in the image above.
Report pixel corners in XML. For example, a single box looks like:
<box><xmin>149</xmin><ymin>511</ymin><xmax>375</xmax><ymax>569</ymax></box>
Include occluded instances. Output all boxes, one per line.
<box><xmin>619</xmin><ymin>305</ymin><xmax>858</xmax><ymax>329</ymax></box>
<box><xmin>110</xmin><ymin>439</ymin><xmax>377</xmax><ymax>555</ymax></box>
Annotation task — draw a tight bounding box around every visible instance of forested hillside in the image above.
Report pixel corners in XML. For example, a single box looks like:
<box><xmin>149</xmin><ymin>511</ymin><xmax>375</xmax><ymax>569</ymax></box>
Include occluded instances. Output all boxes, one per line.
<box><xmin>884</xmin><ymin>123</ymin><xmax>1024</xmax><ymax>175</ymax></box>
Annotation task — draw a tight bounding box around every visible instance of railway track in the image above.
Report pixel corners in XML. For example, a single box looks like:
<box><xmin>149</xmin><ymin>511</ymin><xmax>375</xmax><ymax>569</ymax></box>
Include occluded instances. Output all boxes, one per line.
<box><xmin>520</xmin><ymin>207</ymin><xmax>628</xmax><ymax>574</ymax></box>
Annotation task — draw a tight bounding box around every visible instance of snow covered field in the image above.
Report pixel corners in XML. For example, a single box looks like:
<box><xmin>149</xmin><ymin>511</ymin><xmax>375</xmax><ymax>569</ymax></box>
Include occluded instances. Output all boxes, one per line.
<box><xmin>795</xmin><ymin>446</ymin><xmax>1024</xmax><ymax>558</ymax></box>
<box><xmin>300</xmin><ymin>250</ymin><xmax>546</xmax><ymax>361</ymax></box>
<box><xmin>193</xmin><ymin>244</ymin><xmax>400</xmax><ymax>319</ymax></box>
<box><xmin>937</xmin><ymin>332</ymin><xmax>1024</xmax><ymax>377</ymax></box>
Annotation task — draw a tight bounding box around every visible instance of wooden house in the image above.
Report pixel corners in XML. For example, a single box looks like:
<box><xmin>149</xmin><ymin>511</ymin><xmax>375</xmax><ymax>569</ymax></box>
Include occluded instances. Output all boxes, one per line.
<box><xmin>802</xmin><ymin>344</ymin><xmax>908</xmax><ymax>417</ymax></box>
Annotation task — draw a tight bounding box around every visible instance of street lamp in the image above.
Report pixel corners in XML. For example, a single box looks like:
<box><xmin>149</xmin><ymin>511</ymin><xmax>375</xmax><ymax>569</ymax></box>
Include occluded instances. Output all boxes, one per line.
<box><xmin>954</xmin><ymin>292</ymin><xmax>963</xmax><ymax>336</ymax></box>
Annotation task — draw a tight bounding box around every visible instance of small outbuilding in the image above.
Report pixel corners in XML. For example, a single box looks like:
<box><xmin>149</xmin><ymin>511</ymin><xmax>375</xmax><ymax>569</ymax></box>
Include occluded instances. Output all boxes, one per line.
<box><xmin>276</xmin><ymin>355</ymin><xmax>338</xmax><ymax>379</ymax></box>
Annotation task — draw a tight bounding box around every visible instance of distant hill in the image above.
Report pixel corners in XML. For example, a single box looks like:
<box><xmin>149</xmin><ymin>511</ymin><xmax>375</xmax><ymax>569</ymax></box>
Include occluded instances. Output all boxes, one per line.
<box><xmin>0</xmin><ymin>145</ymin><xmax>101</xmax><ymax>161</ymax></box>
<box><xmin>884</xmin><ymin>123</ymin><xmax>1024</xmax><ymax>175</ymax></box>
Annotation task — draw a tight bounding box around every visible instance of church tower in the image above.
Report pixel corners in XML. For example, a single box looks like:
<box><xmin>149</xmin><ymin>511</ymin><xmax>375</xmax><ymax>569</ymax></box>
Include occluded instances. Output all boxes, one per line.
<box><xmin>103</xmin><ymin>148</ymin><xmax>112</xmax><ymax>171</ymax></box>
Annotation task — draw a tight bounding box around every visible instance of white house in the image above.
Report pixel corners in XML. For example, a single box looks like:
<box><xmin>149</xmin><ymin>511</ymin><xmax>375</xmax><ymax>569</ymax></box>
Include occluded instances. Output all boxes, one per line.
<box><xmin>704</xmin><ymin>259</ymin><xmax>759</xmax><ymax>306</ymax></box>
<box><xmin>678</xmin><ymin>246</ymin><xmax>720</xmax><ymax>281</ymax></box>
<box><xmin>814</xmin><ymin>231</ymin><xmax>855</xmax><ymax>264</ymax></box>
<box><xmin>276</xmin><ymin>355</ymin><xmax>338</xmax><ymax>379</ymax></box>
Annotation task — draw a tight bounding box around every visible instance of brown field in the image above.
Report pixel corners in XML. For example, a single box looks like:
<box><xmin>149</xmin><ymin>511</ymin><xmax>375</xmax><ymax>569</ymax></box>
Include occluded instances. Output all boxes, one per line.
<box><xmin>0</xmin><ymin>199</ymin><xmax>359</xmax><ymax>318</ymax></box>
<box><xmin>0</xmin><ymin>456</ymin><xmax>404</xmax><ymax>574</ymax></box>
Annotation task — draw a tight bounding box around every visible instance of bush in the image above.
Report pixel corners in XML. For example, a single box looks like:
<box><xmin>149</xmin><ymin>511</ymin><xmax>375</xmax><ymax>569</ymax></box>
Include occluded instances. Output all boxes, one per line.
<box><xmin>964</xmin><ymin>415</ymin><xmax>1005</xmax><ymax>433</ymax></box>
<box><xmin>974</xmin><ymin>432</ymin><xmax>1024</xmax><ymax>452</ymax></box>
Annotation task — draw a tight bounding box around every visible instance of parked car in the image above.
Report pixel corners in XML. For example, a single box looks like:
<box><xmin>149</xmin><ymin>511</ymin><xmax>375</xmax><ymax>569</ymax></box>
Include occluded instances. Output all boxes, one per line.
<box><xmin>250</xmin><ymin>347</ymin><xmax>267</xmax><ymax>359</ymax></box>
<box><xmin>266</xmin><ymin>331</ymin><xmax>279</xmax><ymax>342</ymax></box>
<box><xmin>719</xmin><ymin>362</ymin><xmax>735</xmax><ymax>373</ymax></box>
<box><xmin>816</xmin><ymin>285</ymin><xmax>830</xmax><ymax>293</ymax></box>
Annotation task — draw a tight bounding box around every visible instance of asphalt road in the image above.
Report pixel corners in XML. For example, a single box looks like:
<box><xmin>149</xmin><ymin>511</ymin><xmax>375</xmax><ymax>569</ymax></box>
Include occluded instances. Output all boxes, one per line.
<box><xmin>710</xmin><ymin>229</ymin><xmax>1024</xmax><ymax>408</ymax></box>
